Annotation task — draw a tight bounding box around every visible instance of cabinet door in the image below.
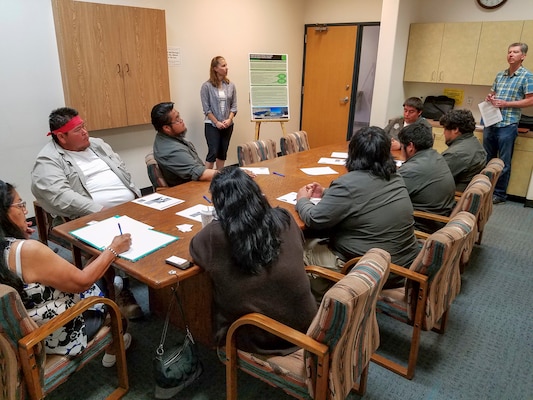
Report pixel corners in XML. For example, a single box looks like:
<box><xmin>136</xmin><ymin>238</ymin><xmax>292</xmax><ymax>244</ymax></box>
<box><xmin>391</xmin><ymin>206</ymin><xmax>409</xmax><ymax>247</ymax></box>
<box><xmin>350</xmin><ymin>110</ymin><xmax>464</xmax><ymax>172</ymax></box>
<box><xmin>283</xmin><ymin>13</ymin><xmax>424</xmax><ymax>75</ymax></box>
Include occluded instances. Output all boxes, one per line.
<box><xmin>52</xmin><ymin>0</ymin><xmax>127</xmax><ymax>129</ymax></box>
<box><xmin>119</xmin><ymin>6</ymin><xmax>170</xmax><ymax>126</ymax></box>
<box><xmin>404</xmin><ymin>23</ymin><xmax>444</xmax><ymax>83</ymax></box>
<box><xmin>438</xmin><ymin>23</ymin><xmax>481</xmax><ymax>84</ymax></box>
<box><xmin>520</xmin><ymin>21</ymin><xmax>533</xmax><ymax>72</ymax></box>
<box><xmin>472</xmin><ymin>21</ymin><xmax>524</xmax><ymax>86</ymax></box>
<box><xmin>507</xmin><ymin>136</ymin><xmax>533</xmax><ymax>197</ymax></box>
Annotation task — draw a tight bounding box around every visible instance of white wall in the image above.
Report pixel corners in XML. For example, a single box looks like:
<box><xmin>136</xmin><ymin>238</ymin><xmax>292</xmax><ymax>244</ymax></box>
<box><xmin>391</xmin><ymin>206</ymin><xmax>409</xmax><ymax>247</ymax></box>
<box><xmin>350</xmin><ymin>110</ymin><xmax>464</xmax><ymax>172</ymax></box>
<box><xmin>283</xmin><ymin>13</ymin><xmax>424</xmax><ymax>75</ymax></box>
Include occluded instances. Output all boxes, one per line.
<box><xmin>0</xmin><ymin>0</ymin><xmax>305</xmax><ymax>217</ymax></box>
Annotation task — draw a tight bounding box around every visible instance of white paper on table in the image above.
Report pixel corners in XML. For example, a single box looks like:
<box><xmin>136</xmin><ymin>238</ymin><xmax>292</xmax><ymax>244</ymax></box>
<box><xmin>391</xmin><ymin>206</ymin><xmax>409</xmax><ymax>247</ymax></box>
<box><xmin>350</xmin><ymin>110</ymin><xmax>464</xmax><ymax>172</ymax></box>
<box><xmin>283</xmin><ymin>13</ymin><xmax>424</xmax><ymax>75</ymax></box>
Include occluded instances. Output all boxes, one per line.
<box><xmin>478</xmin><ymin>101</ymin><xmax>502</xmax><ymax>127</ymax></box>
<box><xmin>176</xmin><ymin>204</ymin><xmax>213</xmax><ymax>222</ymax></box>
<box><xmin>318</xmin><ymin>157</ymin><xmax>345</xmax><ymax>165</ymax></box>
<box><xmin>331</xmin><ymin>152</ymin><xmax>348</xmax><ymax>158</ymax></box>
<box><xmin>277</xmin><ymin>192</ymin><xmax>321</xmax><ymax>205</ymax></box>
<box><xmin>69</xmin><ymin>215</ymin><xmax>177</xmax><ymax>262</ymax></box>
<box><xmin>300</xmin><ymin>166</ymin><xmax>339</xmax><ymax>176</ymax></box>
<box><xmin>132</xmin><ymin>193</ymin><xmax>184</xmax><ymax>210</ymax></box>
<box><xmin>240</xmin><ymin>167</ymin><xmax>270</xmax><ymax>175</ymax></box>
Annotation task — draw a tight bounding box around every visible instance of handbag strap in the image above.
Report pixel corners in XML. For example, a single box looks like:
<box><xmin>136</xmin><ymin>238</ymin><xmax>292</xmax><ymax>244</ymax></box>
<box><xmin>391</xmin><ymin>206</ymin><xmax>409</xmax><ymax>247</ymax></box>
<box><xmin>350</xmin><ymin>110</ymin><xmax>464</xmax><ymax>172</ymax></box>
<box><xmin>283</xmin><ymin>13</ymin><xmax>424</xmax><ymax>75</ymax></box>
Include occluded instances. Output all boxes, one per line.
<box><xmin>156</xmin><ymin>285</ymin><xmax>191</xmax><ymax>355</ymax></box>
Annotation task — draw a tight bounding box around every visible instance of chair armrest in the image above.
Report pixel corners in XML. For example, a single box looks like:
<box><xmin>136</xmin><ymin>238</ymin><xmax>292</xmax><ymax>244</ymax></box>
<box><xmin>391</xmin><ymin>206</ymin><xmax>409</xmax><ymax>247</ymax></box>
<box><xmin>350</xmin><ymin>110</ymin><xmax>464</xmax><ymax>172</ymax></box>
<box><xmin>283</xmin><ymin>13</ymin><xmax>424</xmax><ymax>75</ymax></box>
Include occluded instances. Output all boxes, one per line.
<box><xmin>18</xmin><ymin>296</ymin><xmax>123</xmax><ymax>350</ymax></box>
<box><xmin>226</xmin><ymin>312</ymin><xmax>328</xmax><ymax>358</ymax></box>
<box><xmin>305</xmin><ymin>265</ymin><xmax>345</xmax><ymax>283</ymax></box>
<box><xmin>413</xmin><ymin>210</ymin><xmax>451</xmax><ymax>224</ymax></box>
<box><xmin>340</xmin><ymin>256</ymin><xmax>363</xmax><ymax>274</ymax></box>
<box><xmin>389</xmin><ymin>263</ymin><xmax>429</xmax><ymax>285</ymax></box>
<box><xmin>414</xmin><ymin>230</ymin><xmax>431</xmax><ymax>240</ymax></box>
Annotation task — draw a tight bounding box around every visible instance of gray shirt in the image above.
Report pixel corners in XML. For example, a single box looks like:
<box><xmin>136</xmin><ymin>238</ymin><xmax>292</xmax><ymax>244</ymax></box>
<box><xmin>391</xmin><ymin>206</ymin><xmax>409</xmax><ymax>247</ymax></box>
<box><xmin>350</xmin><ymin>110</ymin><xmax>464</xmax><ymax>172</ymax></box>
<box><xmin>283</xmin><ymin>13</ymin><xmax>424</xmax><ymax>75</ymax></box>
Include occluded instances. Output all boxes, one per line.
<box><xmin>442</xmin><ymin>132</ymin><xmax>487</xmax><ymax>192</ymax></box>
<box><xmin>399</xmin><ymin>148</ymin><xmax>456</xmax><ymax>215</ymax></box>
<box><xmin>31</xmin><ymin>138</ymin><xmax>140</xmax><ymax>219</ymax></box>
<box><xmin>153</xmin><ymin>132</ymin><xmax>206</xmax><ymax>187</ymax></box>
<box><xmin>296</xmin><ymin>170</ymin><xmax>419</xmax><ymax>267</ymax></box>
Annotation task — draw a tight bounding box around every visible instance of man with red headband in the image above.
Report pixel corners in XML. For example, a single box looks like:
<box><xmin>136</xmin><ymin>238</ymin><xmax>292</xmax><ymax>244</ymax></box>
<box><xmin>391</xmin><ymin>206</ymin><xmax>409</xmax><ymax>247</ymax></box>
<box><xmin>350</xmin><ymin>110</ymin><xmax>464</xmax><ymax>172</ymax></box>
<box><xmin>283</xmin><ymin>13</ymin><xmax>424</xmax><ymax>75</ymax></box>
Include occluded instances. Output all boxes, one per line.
<box><xmin>31</xmin><ymin>106</ymin><xmax>143</xmax><ymax>320</ymax></box>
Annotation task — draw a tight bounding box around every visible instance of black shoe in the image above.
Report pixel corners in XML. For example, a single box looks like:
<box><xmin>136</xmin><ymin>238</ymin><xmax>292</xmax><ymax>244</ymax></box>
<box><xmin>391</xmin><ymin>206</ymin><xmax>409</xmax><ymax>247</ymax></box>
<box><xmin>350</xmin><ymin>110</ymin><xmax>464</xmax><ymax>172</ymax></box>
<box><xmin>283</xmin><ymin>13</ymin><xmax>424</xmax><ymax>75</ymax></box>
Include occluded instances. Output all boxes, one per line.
<box><xmin>492</xmin><ymin>195</ymin><xmax>506</xmax><ymax>205</ymax></box>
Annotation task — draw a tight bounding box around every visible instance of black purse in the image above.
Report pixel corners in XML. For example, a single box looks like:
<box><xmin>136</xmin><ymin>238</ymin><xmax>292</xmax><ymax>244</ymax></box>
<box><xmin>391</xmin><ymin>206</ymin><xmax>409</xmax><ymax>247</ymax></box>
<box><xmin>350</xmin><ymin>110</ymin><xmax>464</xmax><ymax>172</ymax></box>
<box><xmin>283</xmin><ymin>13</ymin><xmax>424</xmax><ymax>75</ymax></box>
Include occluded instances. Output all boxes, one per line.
<box><xmin>153</xmin><ymin>285</ymin><xmax>203</xmax><ymax>399</ymax></box>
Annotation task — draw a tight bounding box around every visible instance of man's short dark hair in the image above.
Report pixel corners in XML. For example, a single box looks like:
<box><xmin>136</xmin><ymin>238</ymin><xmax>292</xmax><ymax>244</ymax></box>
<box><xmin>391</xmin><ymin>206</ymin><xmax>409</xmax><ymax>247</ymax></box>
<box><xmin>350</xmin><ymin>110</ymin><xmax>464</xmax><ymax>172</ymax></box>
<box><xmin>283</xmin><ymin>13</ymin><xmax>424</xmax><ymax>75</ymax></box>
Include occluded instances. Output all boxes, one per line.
<box><xmin>398</xmin><ymin>121</ymin><xmax>434</xmax><ymax>151</ymax></box>
<box><xmin>439</xmin><ymin>109</ymin><xmax>476</xmax><ymax>135</ymax></box>
<box><xmin>49</xmin><ymin>107</ymin><xmax>78</xmax><ymax>144</ymax></box>
<box><xmin>403</xmin><ymin>97</ymin><xmax>424</xmax><ymax>111</ymax></box>
<box><xmin>151</xmin><ymin>102</ymin><xmax>174</xmax><ymax>133</ymax></box>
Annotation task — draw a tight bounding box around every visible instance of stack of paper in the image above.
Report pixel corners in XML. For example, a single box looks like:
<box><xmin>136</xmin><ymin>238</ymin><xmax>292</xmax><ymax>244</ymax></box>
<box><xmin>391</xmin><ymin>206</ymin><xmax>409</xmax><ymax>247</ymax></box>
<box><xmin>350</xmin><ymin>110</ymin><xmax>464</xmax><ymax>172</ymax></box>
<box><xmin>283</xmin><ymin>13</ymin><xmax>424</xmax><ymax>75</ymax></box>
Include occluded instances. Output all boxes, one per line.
<box><xmin>69</xmin><ymin>215</ymin><xmax>178</xmax><ymax>262</ymax></box>
<box><xmin>132</xmin><ymin>193</ymin><xmax>184</xmax><ymax>210</ymax></box>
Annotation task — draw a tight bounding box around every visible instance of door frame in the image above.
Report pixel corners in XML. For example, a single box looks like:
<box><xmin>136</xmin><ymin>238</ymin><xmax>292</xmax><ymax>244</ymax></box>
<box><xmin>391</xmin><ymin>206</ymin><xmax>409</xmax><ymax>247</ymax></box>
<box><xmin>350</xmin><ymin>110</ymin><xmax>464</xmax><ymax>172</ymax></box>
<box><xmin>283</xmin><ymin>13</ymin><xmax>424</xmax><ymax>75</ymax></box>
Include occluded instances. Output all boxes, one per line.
<box><xmin>300</xmin><ymin>22</ymin><xmax>380</xmax><ymax>141</ymax></box>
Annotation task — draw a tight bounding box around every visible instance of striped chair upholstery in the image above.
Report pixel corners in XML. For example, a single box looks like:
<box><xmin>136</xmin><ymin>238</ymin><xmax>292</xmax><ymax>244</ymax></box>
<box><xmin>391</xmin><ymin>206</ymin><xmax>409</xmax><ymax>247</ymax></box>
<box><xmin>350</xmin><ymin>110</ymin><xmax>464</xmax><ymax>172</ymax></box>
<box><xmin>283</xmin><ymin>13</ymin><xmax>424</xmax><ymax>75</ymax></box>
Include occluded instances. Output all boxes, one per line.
<box><xmin>145</xmin><ymin>152</ymin><xmax>169</xmax><ymax>190</ymax></box>
<box><xmin>371</xmin><ymin>211</ymin><xmax>476</xmax><ymax>379</ymax></box>
<box><xmin>477</xmin><ymin>158</ymin><xmax>504</xmax><ymax>244</ymax></box>
<box><xmin>414</xmin><ymin>174</ymin><xmax>491</xmax><ymax>270</ymax></box>
<box><xmin>0</xmin><ymin>284</ymin><xmax>128</xmax><ymax>399</ymax></box>
<box><xmin>280</xmin><ymin>131</ymin><xmax>310</xmax><ymax>156</ymax></box>
<box><xmin>236</xmin><ymin>139</ymin><xmax>277</xmax><ymax>167</ymax></box>
<box><xmin>221</xmin><ymin>248</ymin><xmax>390</xmax><ymax>400</ymax></box>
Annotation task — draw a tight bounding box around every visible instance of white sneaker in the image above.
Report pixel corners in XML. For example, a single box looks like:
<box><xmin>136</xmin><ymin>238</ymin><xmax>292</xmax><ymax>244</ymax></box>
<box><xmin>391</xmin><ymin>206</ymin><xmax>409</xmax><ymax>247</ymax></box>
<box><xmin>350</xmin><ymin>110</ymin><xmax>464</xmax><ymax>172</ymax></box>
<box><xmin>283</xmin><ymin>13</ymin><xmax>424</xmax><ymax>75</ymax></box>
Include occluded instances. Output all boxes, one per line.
<box><xmin>113</xmin><ymin>276</ymin><xmax>123</xmax><ymax>297</ymax></box>
<box><xmin>102</xmin><ymin>332</ymin><xmax>132</xmax><ymax>368</ymax></box>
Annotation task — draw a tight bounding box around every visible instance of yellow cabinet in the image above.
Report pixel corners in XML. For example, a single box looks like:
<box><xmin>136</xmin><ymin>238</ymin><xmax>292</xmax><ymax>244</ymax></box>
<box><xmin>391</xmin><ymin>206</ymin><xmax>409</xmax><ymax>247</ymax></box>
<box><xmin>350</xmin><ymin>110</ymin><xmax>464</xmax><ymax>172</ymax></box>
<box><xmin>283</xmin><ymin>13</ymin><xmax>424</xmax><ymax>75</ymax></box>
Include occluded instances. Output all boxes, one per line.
<box><xmin>52</xmin><ymin>0</ymin><xmax>170</xmax><ymax>131</ymax></box>
<box><xmin>507</xmin><ymin>136</ymin><xmax>533</xmax><ymax>197</ymax></box>
<box><xmin>404</xmin><ymin>22</ymin><xmax>481</xmax><ymax>84</ymax></box>
<box><xmin>472</xmin><ymin>21</ymin><xmax>524</xmax><ymax>86</ymax></box>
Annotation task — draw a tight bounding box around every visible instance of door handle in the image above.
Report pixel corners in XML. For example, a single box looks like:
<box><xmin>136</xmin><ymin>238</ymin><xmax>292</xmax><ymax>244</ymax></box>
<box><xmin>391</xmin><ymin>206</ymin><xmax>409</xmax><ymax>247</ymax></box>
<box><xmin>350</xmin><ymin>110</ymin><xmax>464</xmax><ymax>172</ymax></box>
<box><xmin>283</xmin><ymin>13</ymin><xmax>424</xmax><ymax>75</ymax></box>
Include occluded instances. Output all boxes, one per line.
<box><xmin>340</xmin><ymin>97</ymin><xmax>349</xmax><ymax>104</ymax></box>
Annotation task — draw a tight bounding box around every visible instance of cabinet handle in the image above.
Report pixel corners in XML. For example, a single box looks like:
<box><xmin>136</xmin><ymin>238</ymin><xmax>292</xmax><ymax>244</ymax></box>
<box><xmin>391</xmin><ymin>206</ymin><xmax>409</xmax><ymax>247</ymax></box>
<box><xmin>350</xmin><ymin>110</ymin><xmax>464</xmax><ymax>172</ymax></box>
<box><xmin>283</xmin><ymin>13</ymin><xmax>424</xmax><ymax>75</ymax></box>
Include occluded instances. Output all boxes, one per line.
<box><xmin>439</xmin><ymin>71</ymin><xmax>443</xmax><ymax>82</ymax></box>
<box><xmin>125</xmin><ymin>63</ymin><xmax>130</xmax><ymax>73</ymax></box>
<box><xmin>431</xmin><ymin>71</ymin><xmax>436</xmax><ymax>81</ymax></box>
<box><xmin>116</xmin><ymin>64</ymin><xmax>121</xmax><ymax>74</ymax></box>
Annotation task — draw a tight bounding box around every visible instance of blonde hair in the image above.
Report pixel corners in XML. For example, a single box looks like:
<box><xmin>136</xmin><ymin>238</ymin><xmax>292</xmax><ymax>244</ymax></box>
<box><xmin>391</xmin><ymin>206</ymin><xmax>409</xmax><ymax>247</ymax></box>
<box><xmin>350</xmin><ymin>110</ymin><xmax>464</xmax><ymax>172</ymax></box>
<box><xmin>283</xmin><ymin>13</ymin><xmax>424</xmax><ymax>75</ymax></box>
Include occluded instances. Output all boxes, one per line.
<box><xmin>208</xmin><ymin>56</ymin><xmax>230</xmax><ymax>87</ymax></box>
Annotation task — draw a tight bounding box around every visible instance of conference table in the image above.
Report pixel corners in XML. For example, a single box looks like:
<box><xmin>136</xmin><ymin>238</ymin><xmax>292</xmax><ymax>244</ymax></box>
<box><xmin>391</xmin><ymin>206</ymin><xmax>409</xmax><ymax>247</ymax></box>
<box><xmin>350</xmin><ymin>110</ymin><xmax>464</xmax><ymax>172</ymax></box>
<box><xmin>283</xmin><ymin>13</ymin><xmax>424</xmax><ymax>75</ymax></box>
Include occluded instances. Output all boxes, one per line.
<box><xmin>52</xmin><ymin>141</ymin><xmax>401</xmax><ymax>345</ymax></box>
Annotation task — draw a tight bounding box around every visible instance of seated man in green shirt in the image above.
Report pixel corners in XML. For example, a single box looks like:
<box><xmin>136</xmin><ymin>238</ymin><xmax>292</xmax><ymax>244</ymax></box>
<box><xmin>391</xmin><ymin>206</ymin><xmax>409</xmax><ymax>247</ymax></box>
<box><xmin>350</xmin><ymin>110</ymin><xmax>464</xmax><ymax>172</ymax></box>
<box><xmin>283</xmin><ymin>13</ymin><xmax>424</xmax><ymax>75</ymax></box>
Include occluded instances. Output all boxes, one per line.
<box><xmin>440</xmin><ymin>109</ymin><xmax>487</xmax><ymax>192</ymax></box>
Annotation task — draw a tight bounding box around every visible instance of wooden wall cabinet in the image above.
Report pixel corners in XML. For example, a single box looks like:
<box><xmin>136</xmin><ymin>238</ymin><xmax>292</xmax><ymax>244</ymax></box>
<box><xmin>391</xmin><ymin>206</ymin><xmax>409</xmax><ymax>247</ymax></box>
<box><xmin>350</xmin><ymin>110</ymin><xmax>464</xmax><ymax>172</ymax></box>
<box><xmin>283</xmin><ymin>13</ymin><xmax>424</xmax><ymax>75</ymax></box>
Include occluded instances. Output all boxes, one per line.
<box><xmin>404</xmin><ymin>22</ymin><xmax>481</xmax><ymax>84</ymax></box>
<box><xmin>52</xmin><ymin>0</ymin><xmax>170</xmax><ymax>131</ymax></box>
<box><xmin>472</xmin><ymin>21</ymin><xmax>524</xmax><ymax>86</ymax></box>
<box><xmin>406</xmin><ymin>20</ymin><xmax>532</xmax><ymax>86</ymax></box>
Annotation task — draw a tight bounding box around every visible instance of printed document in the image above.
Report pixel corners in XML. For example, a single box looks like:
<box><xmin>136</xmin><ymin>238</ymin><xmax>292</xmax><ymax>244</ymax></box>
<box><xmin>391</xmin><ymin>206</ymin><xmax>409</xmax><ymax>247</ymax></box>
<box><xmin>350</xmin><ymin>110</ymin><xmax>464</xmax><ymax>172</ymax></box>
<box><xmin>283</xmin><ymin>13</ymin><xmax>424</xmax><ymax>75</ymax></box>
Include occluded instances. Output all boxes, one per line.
<box><xmin>478</xmin><ymin>101</ymin><xmax>502</xmax><ymax>127</ymax></box>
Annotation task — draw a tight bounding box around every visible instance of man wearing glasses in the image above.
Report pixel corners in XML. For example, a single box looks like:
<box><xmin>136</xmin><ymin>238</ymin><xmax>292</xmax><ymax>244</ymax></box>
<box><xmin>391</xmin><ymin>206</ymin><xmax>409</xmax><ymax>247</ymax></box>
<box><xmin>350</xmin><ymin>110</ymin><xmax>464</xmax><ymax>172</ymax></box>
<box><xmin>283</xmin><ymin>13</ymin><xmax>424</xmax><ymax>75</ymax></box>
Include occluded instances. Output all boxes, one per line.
<box><xmin>151</xmin><ymin>102</ymin><xmax>219</xmax><ymax>186</ymax></box>
<box><xmin>30</xmin><ymin>106</ymin><xmax>144</xmax><ymax>320</ymax></box>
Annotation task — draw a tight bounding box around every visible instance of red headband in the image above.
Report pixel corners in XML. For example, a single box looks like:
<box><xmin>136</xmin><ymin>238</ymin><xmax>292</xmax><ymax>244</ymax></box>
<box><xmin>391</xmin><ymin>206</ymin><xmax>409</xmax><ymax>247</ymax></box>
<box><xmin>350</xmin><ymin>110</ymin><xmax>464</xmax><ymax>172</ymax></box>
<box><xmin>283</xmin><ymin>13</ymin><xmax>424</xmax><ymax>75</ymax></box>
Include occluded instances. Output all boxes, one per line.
<box><xmin>47</xmin><ymin>115</ymin><xmax>84</xmax><ymax>136</ymax></box>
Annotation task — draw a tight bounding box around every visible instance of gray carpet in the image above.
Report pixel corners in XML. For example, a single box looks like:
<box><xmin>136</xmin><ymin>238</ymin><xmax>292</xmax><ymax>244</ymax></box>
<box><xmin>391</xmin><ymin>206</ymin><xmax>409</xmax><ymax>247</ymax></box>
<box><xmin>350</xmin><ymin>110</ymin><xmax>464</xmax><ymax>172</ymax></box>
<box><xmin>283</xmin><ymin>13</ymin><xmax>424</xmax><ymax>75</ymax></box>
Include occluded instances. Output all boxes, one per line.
<box><xmin>45</xmin><ymin>200</ymin><xmax>533</xmax><ymax>399</ymax></box>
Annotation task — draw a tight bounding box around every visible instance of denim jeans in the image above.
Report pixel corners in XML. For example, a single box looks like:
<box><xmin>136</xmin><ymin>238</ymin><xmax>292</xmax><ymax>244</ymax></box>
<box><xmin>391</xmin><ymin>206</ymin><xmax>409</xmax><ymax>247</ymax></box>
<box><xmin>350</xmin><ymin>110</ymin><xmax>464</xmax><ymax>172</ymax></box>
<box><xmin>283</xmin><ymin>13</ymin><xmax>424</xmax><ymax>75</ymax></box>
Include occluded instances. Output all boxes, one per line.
<box><xmin>483</xmin><ymin>123</ymin><xmax>518</xmax><ymax>200</ymax></box>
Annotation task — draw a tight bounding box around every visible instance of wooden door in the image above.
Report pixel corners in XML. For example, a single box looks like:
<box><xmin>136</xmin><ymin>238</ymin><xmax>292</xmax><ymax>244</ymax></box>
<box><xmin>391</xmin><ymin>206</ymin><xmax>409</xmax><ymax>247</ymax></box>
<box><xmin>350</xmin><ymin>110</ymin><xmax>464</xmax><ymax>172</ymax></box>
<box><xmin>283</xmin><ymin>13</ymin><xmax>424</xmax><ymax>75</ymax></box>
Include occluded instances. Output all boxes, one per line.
<box><xmin>301</xmin><ymin>25</ymin><xmax>357</xmax><ymax>148</ymax></box>
<box><xmin>52</xmin><ymin>0</ymin><xmax>127</xmax><ymax>129</ymax></box>
<box><xmin>472</xmin><ymin>21</ymin><xmax>524</xmax><ymax>86</ymax></box>
<box><xmin>404</xmin><ymin>23</ymin><xmax>444</xmax><ymax>83</ymax></box>
<box><xmin>120</xmin><ymin>6</ymin><xmax>170</xmax><ymax>126</ymax></box>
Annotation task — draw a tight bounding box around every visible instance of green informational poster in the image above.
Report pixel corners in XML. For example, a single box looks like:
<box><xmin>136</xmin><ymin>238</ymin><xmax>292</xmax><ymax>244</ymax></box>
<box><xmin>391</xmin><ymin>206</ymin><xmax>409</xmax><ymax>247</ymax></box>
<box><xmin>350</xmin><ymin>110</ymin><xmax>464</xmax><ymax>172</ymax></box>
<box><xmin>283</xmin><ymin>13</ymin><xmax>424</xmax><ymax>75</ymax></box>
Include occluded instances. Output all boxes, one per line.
<box><xmin>249</xmin><ymin>53</ymin><xmax>290</xmax><ymax>121</ymax></box>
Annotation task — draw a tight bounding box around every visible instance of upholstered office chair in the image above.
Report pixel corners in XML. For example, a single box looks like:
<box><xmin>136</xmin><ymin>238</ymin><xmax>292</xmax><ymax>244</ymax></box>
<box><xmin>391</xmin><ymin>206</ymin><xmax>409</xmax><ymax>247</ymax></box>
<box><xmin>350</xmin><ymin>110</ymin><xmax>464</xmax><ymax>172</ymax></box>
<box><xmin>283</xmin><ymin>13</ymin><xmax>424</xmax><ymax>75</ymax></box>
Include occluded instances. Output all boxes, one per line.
<box><xmin>341</xmin><ymin>212</ymin><xmax>475</xmax><ymax>380</ymax></box>
<box><xmin>221</xmin><ymin>248</ymin><xmax>390</xmax><ymax>400</ymax></box>
<box><xmin>236</xmin><ymin>139</ymin><xmax>278</xmax><ymax>167</ymax></box>
<box><xmin>0</xmin><ymin>284</ymin><xmax>128</xmax><ymax>400</ymax></box>
<box><xmin>476</xmin><ymin>158</ymin><xmax>504</xmax><ymax>245</ymax></box>
<box><xmin>413</xmin><ymin>173</ymin><xmax>491</xmax><ymax>270</ymax></box>
<box><xmin>280</xmin><ymin>131</ymin><xmax>310</xmax><ymax>155</ymax></box>
<box><xmin>145</xmin><ymin>152</ymin><xmax>168</xmax><ymax>191</ymax></box>
<box><xmin>32</xmin><ymin>202</ymin><xmax>83</xmax><ymax>268</ymax></box>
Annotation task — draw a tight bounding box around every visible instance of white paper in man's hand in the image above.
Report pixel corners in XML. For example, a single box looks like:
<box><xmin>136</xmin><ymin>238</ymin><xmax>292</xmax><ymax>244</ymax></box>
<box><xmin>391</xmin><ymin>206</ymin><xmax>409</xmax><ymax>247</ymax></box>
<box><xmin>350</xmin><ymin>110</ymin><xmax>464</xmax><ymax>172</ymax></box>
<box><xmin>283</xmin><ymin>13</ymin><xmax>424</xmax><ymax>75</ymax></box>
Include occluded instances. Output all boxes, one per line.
<box><xmin>478</xmin><ymin>101</ymin><xmax>502</xmax><ymax>127</ymax></box>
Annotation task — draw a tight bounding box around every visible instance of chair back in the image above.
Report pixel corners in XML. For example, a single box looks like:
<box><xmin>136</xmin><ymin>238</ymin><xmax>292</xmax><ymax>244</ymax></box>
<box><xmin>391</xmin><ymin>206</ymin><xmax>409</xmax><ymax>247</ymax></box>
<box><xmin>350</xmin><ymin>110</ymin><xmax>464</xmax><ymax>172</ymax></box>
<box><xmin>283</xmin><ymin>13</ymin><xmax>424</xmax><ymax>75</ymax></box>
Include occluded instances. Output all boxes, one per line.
<box><xmin>0</xmin><ymin>284</ymin><xmax>43</xmax><ymax>400</ymax></box>
<box><xmin>477</xmin><ymin>158</ymin><xmax>504</xmax><ymax>243</ymax></box>
<box><xmin>406</xmin><ymin>211</ymin><xmax>475</xmax><ymax>330</ymax></box>
<box><xmin>280</xmin><ymin>131</ymin><xmax>310</xmax><ymax>155</ymax></box>
<box><xmin>236</xmin><ymin>139</ymin><xmax>277</xmax><ymax>167</ymax></box>
<box><xmin>145</xmin><ymin>152</ymin><xmax>168</xmax><ymax>190</ymax></box>
<box><xmin>449</xmin><ymin>174</ymin><xmax>491</xmax><ymax>266</ymax></box>
<box><xmin>305</xmin><ymin>248</ymin><xmax>390</xmax><ymax>400</ymax></box>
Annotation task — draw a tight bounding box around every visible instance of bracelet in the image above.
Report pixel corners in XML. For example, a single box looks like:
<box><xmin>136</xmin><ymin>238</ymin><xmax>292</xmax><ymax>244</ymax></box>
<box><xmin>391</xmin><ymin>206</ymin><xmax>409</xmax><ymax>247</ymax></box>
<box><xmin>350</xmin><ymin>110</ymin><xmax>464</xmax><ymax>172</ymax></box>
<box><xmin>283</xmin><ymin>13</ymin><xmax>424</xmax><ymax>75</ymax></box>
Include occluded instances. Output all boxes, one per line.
<box><xmin>106</xmin><ymin>247</ymin><xmax>119</xmax><ymax>259</ymax></box>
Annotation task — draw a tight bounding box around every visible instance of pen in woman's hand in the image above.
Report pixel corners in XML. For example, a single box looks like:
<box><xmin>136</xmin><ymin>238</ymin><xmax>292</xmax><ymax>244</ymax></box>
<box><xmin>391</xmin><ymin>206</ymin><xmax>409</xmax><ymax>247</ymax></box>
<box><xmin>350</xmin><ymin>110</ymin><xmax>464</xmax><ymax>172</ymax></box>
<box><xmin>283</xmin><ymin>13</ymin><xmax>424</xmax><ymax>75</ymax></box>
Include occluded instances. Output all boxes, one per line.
<box><xmin>118</xmin><ymin>223</ymin><xmax>123</xmax><ymax>235</ymax></box>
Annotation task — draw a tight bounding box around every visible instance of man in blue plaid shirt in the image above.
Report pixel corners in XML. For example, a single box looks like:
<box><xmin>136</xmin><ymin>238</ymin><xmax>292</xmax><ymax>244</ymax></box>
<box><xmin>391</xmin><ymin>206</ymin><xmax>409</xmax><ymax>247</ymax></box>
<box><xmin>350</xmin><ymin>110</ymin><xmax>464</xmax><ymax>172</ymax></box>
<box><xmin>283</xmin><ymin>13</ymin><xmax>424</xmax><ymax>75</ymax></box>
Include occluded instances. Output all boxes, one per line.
<box><xmin>483</xmin><ymin>42</ymin><xmax>533</xmax><ymax>204</ymax></box>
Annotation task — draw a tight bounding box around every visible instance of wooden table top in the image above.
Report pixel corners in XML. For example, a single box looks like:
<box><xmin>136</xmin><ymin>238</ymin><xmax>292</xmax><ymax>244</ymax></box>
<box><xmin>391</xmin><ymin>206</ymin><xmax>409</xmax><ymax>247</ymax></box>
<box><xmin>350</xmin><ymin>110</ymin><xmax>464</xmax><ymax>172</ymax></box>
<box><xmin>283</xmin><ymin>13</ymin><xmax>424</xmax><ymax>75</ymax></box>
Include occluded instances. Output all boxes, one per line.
<box><xmin>52</xmin><ymin>141</ymin><xmax>402</xmax><ymax>289</ymax></box>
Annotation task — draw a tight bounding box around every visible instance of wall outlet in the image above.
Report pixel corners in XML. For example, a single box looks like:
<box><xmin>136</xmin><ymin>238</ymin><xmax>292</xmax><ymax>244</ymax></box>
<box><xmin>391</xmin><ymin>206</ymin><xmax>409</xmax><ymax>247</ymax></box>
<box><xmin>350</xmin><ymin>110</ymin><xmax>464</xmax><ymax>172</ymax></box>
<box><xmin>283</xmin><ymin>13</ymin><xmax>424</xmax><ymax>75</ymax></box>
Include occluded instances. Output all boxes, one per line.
<box><xmin>466</xmin><ymin>96</ymin><xmax>473</xmax><ymax>106</ymax></box>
